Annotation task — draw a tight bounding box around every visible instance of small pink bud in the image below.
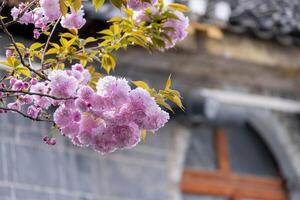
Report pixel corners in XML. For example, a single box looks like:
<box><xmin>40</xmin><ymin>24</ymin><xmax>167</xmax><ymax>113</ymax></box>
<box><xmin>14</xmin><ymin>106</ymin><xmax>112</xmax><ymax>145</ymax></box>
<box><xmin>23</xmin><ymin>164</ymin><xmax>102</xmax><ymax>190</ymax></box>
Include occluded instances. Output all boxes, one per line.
<box><xmin>43</xmin><ymin>136</ymin><xmax>56</xmax><ymax>146</ymax></box>
<box><xmin>23</xmin><ymin>82</ymin><xmax>29</xmax><ymax>89</ymax></box>
<box><xmin>12</xmin><ymin>80</ymin><xmax>24</xmax><ymax>91</ymax></box>
<box><xmin>7</xmin><ymin>101</ymin><xmax>21</xmax><ymax>110</ymax></box>
<box><xmin>9</xmin><ymin>78</ymin><xmax>17</xmax><ymax>87</ymax></box>
<box><xmin>33</xmin><ymin>29</ymin><xmax>40</xmax><ymax>39</ymax></box>
<box><xmin>30</xmin><ymin>78</ymin><xmax>38</xmax><ymax>85</ymax></box>
<box><xmin>0</xmin><ymin>82</ymin><xmax>6</xmax><ymax>89</ymax></box>
<box><xmin>5</xmin><ymin>49</ymin><xmax>14</xmax><ymax>58</ymax></box>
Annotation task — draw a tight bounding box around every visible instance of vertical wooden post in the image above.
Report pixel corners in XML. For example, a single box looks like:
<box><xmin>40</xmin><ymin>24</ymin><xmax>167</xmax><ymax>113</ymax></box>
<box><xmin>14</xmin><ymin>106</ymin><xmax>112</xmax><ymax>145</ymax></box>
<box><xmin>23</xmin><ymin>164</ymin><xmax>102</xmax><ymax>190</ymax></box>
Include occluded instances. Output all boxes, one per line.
<box><xmin>215</xmin><ymin>128</ymin><xmax>231</xmax><ymax>175</ymax></box>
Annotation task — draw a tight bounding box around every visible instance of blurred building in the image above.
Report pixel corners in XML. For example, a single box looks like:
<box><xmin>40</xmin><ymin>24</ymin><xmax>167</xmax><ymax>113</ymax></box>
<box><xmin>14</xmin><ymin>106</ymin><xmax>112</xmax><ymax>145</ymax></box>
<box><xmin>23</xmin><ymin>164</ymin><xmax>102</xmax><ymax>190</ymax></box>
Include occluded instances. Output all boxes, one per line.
<box><xmin>0</xmin><ymin>0</ymin><xmax>300</xmax><ymax>200</ymax></box>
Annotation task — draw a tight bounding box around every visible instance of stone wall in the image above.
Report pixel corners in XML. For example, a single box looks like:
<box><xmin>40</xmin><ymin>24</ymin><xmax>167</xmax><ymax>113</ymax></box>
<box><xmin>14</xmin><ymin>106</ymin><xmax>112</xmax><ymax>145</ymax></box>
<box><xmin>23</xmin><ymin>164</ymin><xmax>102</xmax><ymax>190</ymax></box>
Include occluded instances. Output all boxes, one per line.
<box><xmin>0</xmin><ymin>113</ymin><xmax>174</xmax><ymax>200</ymax></box>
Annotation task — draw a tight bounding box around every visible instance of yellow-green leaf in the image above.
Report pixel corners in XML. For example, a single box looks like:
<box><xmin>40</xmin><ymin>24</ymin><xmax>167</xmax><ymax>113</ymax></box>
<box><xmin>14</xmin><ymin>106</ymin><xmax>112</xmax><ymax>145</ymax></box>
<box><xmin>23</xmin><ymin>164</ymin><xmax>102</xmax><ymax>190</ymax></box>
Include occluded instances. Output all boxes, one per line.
<box><xmin>168</xmin><ymin>3</ymin><xmax>189</xmax><ymax>12</ymax></box>
<box><xmin>72</xmin><ymin>0</ymin><xmax>82</xmax><ymax>11</ymax></box>
<box><xmin>110</xmin><ymin>0</ymin><xmax>123</xmax><ymax>9</ymax></box>
<box><xmin>30</xmin><ymin>42</ymin><xmax>44</xmax><ymax>50</ymax></box>
<box><xmin>46</xmin><ymin>48</ymin><xmax>59</xmax><ymax>55</ymax></box>
<box><xmin>165</xmin><ymin>74</ymin><xmax>172</xmax><ymax>90</ymax></box>
<box><xmin>141</xmin><ymin>129</ymin><xmax>147</xmax><ymax>142</ymax></box>
<box><xmin>92</xmin><ymin>0</ymin><xmax>105</xmax><ymax>10</ymax></box>
<box><xmin>131</xmin><ymin>81</ymin><xmax>151</xmax><ymax>91</ymax></box>
<box><xmin>101</xmin><ymin>53</ymin><xmax>116</xmax><ymax>73</ymax></box>
<box><xmin>60</xmin><ymin>0</ymin><xmax>69</xmax><ymax>16</ymax></box>
<box><xmin>15</xmin><ymin>66</ymin><xmax>31</xmax><ymax>77</ymax></box>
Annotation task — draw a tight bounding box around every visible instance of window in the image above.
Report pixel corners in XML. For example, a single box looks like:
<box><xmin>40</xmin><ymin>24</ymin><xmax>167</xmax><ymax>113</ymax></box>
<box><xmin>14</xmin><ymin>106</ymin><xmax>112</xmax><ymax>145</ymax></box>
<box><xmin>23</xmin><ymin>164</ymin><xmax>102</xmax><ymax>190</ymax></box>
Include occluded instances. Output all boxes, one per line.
<box><xmin>181</xmin><ymin>124</ymin><xmax>288</xmax><ymax>200</ymax></box>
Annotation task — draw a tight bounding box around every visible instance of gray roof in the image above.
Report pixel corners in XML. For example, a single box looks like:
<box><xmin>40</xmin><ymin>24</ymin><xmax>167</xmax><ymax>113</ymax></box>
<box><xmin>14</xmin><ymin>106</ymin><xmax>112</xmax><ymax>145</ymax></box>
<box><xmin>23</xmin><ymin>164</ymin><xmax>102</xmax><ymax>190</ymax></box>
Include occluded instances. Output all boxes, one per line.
<box><xmin>199</xmin><ymin>0</ymin><xmax>300</xmax><ymax>45</ymax></box>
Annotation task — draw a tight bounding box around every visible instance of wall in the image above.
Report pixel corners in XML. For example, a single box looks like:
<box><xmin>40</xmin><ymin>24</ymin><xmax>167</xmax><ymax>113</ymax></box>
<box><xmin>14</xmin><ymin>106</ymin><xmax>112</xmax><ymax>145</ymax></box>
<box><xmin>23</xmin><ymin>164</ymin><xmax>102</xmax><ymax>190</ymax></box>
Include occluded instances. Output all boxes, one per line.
<box><xmin>0</xmin><ymin>112</ymin><xmax>175</xmax><ymax>200</ymax></box>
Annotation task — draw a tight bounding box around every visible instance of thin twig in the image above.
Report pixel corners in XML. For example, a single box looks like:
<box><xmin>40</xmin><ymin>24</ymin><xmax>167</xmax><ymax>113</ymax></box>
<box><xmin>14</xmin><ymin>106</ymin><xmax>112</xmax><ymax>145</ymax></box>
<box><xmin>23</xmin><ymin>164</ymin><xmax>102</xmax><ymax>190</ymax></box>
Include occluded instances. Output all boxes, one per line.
<box><xmin>0</xmin><ymin>107</ymin><xmax>54</xmax><ymax>122</ymax></box>
<box><xmin>0</xmin><ymin>3</ymin><xmax>48</xmax><ymax>80</ymax></box>
<box><xmin>0</xmin><ymin>89</ymin><xmax>77</xmax><ymax>100</ymax></box>
<box><xmin>41</xmin><ymin>16</ymin><xmax>62</xmax><ymax>66</ymax></box>
<box><xmin>3</xmin><ymin>0</ymin><xmax>39</xmax><ymax>28</ymax></box>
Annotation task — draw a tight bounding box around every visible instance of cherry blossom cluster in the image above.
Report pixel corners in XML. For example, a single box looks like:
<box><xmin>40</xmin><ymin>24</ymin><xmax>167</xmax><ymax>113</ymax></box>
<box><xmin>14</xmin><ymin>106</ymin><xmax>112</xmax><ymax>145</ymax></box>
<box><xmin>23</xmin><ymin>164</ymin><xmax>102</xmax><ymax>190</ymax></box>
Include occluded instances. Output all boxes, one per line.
<box><xmin>129</xmin><ymin>0</ymin><xmax>189</xmax><ymax>49</ymax></box>
<box><xmin>11</xmin><ymin>0</ymin><xmax>86</xmax><ymax>38</ymax></box>
<box><xmin>3</xmin><ymin>63</ymin><xmax>169</xmax><ymax>154</ymax></box>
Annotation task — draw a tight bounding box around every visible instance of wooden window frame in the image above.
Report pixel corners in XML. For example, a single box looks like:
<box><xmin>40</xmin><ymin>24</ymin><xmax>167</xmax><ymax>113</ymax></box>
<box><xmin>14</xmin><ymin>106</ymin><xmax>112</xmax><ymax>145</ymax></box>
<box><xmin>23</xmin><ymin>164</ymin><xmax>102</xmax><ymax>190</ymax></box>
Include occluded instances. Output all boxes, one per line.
<box><xmin>180</xmin><ymin>128</ymin><xmax>288</xmax><ymax>200</ymax></box>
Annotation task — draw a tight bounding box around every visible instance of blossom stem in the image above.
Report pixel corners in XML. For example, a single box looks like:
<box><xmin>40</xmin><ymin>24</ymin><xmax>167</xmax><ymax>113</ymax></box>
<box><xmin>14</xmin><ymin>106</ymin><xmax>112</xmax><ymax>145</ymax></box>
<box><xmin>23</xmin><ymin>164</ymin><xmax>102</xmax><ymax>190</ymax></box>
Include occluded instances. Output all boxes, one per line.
<box><xmin>0</xmin><ymin>106</ymin><xmax>54</xmax><ymax>123</ymax></box>
<box><xmin>3</xmin><ymin>0</ymin><xmax>39</xmax><ymax>28</ymax></box>
<box><xmin>0</xmin><ymin>89</ymin><xmax>77</xmax><ymax>100</ymax></box>
<box><xmin>0</xmin><ymin>1</ymin><xmax>48</xmax><ymax>81</ymax></box>
<box><xmin>41</xmin><ymin>16</ymin><xmax>62</xmax><ymax>67</ymax></box>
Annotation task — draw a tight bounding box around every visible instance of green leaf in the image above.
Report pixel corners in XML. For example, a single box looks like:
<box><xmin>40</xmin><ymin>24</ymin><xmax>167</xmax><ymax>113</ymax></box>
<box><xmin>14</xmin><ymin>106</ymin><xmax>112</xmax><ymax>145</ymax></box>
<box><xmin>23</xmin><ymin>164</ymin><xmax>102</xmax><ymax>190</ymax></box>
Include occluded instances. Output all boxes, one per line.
<box><xmin>60</xmin><ymin>0</ymin><xmax>69</xmax><ymax>16</ymax></box>
<box><xmin>141</xmin><ymin>129</ymin><xmax>147</xmax><ymax>142</ymax></box>
<box><xmin>92</xmin><ymin>0</ymin><xmax>105</xmax><ymax>10</ymax></box>
<box><xmin>101</xmin><ymin>53</ymin><xmax>116</xmax><ymax>73</ymax></box>
<box><xmin>72</xmin><ymin>0</ymin><xmax>82</xmax><ymax>11</ymax></box>
<box><xmin>110</xmin><ymin>0</ymin><xmax>123</xmax><ymax>9</ymax></box>
<box><xmin>165</xmin><ymin>74</ymin><xmax>172</xmax><ymax>90</ymax></box>
<box><xmin>85</xmin><ymin>37</ymin><xmax>98</xmax><ymax>43</ymax></box>
<box><xmin>131</xmin><ymin>81</ymin><xmax>151</xmax><ymax>91</ymax></box>
<box><xmin>15</xmin><ymin>66</ymin><xmax>31</xmax><ymax>77</ymax></box>
<box><xmin>168</xmin><ymin>3</ymin><xmax>189</xmax><ymax>12</ymax></box>
<box><xmin>99</xmin><ymin>29</ymin><xmax>114</xmax><ymax>36</ymax></box>
<box><xmin>30</xmin><ymin>42</ymin><xmax>44</xmax><ymax>51</ymax></box>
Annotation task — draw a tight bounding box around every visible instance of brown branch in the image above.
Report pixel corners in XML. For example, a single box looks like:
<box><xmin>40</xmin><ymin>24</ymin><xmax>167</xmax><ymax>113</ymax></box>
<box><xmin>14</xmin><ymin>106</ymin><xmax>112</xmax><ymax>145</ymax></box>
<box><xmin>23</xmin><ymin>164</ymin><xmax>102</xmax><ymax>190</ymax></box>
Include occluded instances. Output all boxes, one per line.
<box><xmin>0</xmin><ymin>3</ymin><xmax>48</xmax><ymax>80</ymax></box>
<box><xmin>3</xmin><ymin>0</ymin><xmax>39</xmax><ymax>28</ymax></box>
<box><xmin>0</xmin><ymin>89</ymin><xmax>77</xmax><ymax>100</ymax></box>
<box><xmin>41</xmin><ymin>16</ymin><xmax>61</xmax><ymax>67</ymax></box>
<box><xmin>0</xmin><ymin>107</ymin><xmax>54</xmax><ymax>123</ymax></box>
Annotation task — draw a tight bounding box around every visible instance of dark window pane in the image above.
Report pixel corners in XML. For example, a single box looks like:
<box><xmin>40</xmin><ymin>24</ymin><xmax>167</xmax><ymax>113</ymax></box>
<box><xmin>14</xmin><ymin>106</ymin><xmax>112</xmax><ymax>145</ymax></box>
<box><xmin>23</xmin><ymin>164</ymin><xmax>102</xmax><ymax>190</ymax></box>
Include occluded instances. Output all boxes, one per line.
<box><xmin>226</xmin><ymin>123</ymin><xmax>279</xmax><ymax>177</ymax></box>
<box><xmin>184</xmin><ymin>125</ymin><xmax>217</xmax><ymax>170</ymax></box>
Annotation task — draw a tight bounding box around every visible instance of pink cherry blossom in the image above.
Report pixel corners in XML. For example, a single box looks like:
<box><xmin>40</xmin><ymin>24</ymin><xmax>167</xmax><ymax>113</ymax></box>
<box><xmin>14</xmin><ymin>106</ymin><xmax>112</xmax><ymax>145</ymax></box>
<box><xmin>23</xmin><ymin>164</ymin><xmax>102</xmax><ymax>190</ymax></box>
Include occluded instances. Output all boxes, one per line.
<box><xmin>27</xmin><ymin>105</ymin><xmax>41</xmax><ymax>118</ymax></box>
<box><xmin>48</xmin><ymin>70</ymin><xmax>78</xmax><ymax>98</ymax></box>
<box><xmin>53</xmin><ymin>106</ymin><xmax>74</xmax><ymax>127</ymax></box>
<box><xmin>164</xmin><ymin>11</ymin><xmax>189</xmax><ymax>49</ymax></box>
<box><xmin>61</xmin><ymin>7</ymin><xmax>86</xmax><ymax>29</ymax></box>
<box><xmin>40</xmin><ymin>0</ymin><xmax>61</xmax><ymax>21</ymax></box>
<box><xmin>7</xmin><ymin>101</ymin><xmax>21</xmax><ymax>111</ymax></box>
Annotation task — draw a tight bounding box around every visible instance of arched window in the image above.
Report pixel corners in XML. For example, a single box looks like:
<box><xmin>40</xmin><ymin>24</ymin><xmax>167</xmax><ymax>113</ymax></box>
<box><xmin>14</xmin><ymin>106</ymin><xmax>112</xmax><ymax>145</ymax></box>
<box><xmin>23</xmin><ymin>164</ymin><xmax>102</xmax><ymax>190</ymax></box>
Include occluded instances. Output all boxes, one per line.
<box><xmin>180</xmin><ymin>123</ymin><xmax>288</xmax><ymax>200</ymax></box>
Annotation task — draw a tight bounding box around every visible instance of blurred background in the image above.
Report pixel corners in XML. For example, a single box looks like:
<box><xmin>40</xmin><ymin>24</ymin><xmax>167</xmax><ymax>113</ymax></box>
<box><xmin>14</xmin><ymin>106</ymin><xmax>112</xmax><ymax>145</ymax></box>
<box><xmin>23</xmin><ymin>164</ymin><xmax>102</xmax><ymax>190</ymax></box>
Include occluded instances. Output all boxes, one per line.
<box><xmin>0</xmin><ymin>0</ymin><xmax>300</xmax><ymax>200</ymax></box>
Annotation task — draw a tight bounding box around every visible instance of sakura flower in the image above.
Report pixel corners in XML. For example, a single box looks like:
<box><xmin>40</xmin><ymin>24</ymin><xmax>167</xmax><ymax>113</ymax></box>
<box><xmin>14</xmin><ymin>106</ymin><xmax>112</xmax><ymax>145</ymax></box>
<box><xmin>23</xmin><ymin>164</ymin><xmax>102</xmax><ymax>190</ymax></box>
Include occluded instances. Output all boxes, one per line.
<box><xmin>19</xmin><ymin>95</ymin><xmax>33</xmax><ymax>104</ymax></box>
<box><xmin>164</xmin><ymin>11</ymin><xmax>189</xmax><ymax>49</ymax></box>
<box><xmin>77</xmin><ymin>115</ymin><xmax>100</xmax><ymax>145</ymax></box>
<box><xmin>12</xmin><ymin>80</ymin><xmax>25</xmax><ymax>91</ymax></box>
<box><xmin>11</xmin><ymin>3</ymin><xmax>33</xmax><ymax>25</ymax></box>
<box><xmin>27</xmin><ymin>105</ymin><xmax>41</xmax><ymax>118</ymax></box>
<box><xmin>9</xmin><ymin>78</ymin><xmax>17</xmax><ymax>87</ymax></box>
<box><xmin>75</xmin><ymin>99</ymin><xmax>90</xmax><ymax>112</ymax></box>
<box><xmin>7</xmin><ymin>101</ymin><xmax>21</xmax><ymax>111</ymax></box>
<box><xmin>30</xmin><ymin>82</ymin><xmax>48</xmax><ymax>94</ymax></box>
<box><xmin>48</xmin><ymin>70</ymin><xmax>78</xmax><ymax>98</ymax></box>
<box><xmin>30</xmin><ymin>78</ymin><xmax>38</xmax><ymax>85</ymax></box>
<box><xmin>129</xmin><ymin>88</ymin><xmax>169</xmax><ymax>131</ymax></box>
<box><xmin>113</xmin><ymin>122</ymin><xmax>140</xmax><ymax>149</ymax></box>
<box><xmin>72</xmin><ymin>63</ymin><xmax>84</xmax><ymax>72</ymax></box>
<box><xmin>5</xmin><ymin>49</ymin><xmax>14</xmax><ymax>58</ymax></box>
<box><xmin>127</xmin><ymin>0</ymin><xmax>157</xmax><ymax>11</ymax></box>
<box><xmin>96</xmin><ymin>76</ymin><xmax>130</xmax><ymax>108</ymax></box>
<box><xmin>61</xmin><ymin>7</ymin><xmax>86</xmax><ymax>29</ymax></box>
<box><xmin>78</xmin><ymin>86</ymin><xmax>94</xmax><ymax>103</ymax></box>
<box><xmin>40</xmin><ymin>0</ymin><xmax>61</xmax><ymax>21</ymax></box>
<box><xmin>53</xmin><ymin>106</ymin><xmax>74</xmax><ymax>127</ymax></box>
<box><xmin>34</xmin><ymin>96</ymin><xmax>52</xmax><ymax>109</ymax></box>
<box><xmin>61</xmin><ymin>122</ymin><xmax>80</xmax><ymax>138</ymax></box>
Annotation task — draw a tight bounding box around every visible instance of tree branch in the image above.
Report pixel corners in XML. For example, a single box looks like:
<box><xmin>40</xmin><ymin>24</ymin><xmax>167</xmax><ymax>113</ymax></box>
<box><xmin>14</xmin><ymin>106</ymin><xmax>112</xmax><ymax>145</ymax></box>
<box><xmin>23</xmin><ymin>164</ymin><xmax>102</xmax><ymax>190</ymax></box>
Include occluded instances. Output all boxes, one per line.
<box><xmin>0</xmin><ymin>2</ymin><xmax>48</xmax><ymax>80</ymax></box>
<box><xmin>41</xmin><ymin>16</ymin><xmax>61</xmax><ymax>67</ymax></box>
<box><xmin>3</xmin><ymin>0</ymin><xmax>39</xmax><ymax>28</ymax></box>
<box><xmin>0</xmin><ymin>107</ymin><xmax>54</xmax><ymax>123</ymax></box>
<box><xmin>0</xmin><ymin>89</ymin><xmax>77</xmax><ymax>100</ymax></box>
